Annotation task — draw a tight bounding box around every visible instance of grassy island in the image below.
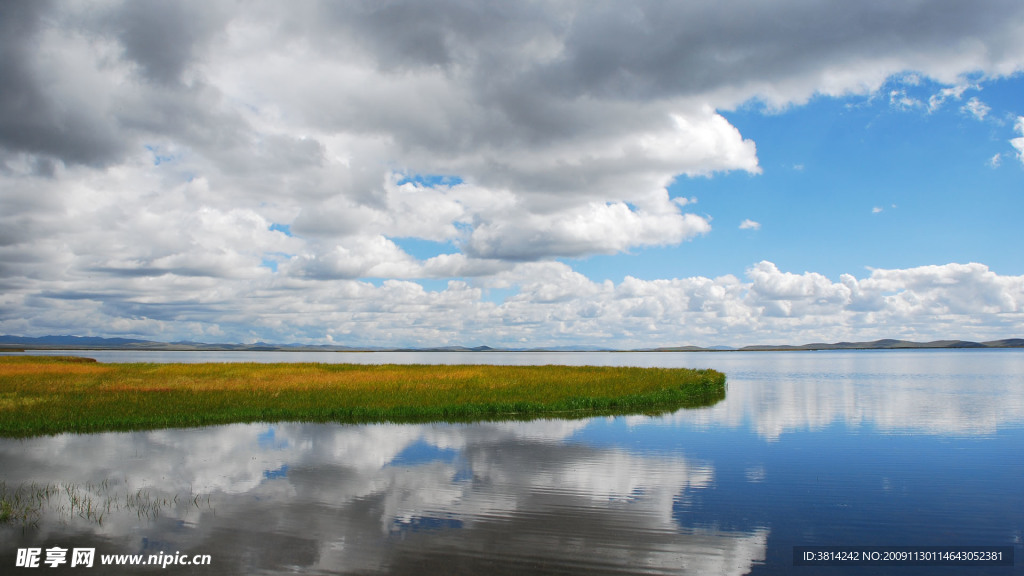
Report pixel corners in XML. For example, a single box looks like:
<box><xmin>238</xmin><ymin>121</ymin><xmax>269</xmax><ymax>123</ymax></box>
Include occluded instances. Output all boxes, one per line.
<box><xmin>0</xmin><ymin>356</ymin><xmax>726</xmax><ymax>437</ymax></box>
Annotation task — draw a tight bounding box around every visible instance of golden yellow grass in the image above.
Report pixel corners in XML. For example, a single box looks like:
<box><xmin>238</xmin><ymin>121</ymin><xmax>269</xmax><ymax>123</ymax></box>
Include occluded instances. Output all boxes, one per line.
<box><xmin>0</xmin><ymin>356</ymin><xmax>726</xmax><ymax>436</ymax></box>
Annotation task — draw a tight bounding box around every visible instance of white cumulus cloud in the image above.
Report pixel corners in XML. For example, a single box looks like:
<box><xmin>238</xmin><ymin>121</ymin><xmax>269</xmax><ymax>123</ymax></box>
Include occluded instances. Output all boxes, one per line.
<box><xmin>962</xmin><ymin>97</ymin><xmax>991</xmax><ymax>120</ymax></box>
<box><xmin>1</xmin><ymin>1</ymin><xmax>1023</xmax><ymax>345</ymax></box>
<box><xmin>1012</xmin><ymin>117</ymin><xmax>1024</xmax><ymax>165</ymax></box>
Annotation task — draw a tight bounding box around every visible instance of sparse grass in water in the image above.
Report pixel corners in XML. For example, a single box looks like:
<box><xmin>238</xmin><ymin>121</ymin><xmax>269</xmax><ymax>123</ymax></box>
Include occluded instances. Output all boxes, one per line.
<box><xmin>0</xmin><ymin>479</ymin><xmax>210</xmax><ymax>528</ymax></box>
<box><xmin>0</xmin><ymin>356</ymin><xmax>726</xmax><ymax>437</ymax></box>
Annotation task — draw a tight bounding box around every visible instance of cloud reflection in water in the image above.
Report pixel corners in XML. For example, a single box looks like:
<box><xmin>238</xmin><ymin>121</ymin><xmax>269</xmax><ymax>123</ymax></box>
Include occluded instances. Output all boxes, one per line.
<box><xmin>1</xmin><ymin>420</ymin><xmax>767</xmax><ymax>575</ymax></box>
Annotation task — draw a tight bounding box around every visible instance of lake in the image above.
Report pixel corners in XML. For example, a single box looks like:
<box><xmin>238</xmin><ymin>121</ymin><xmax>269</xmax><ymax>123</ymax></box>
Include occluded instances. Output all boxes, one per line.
<box><xmin>1</xmin><ymin>350</ymin><xmax>1022</xmax><ymax>574</ymax></box>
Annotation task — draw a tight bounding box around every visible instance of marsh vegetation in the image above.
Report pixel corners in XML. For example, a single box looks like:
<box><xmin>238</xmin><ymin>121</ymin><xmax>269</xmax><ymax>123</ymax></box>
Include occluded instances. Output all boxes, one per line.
<box><xmin>0</xmin><ymin>356</ymin><xmax>726</xmax><ymax>437</ymax></box>
<box><xmin>0</xmin><ymin>479</ymin><xmax>211</xmax><ymax>528</ymax></box>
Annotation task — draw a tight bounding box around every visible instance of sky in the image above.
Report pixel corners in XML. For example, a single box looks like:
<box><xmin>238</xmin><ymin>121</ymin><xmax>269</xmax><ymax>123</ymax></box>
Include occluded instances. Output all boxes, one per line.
<box><xmin>1</xmin><ymin>0</ymin><xmax>1023</xmax><ymax>348</ymax></box>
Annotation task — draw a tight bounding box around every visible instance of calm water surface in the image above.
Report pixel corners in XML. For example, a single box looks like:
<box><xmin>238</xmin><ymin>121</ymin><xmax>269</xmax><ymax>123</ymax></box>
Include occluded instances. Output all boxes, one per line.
<box><xmin>1</xmin><ymin>350</ymin><xmax>1022</xmax><ymax>574</ymax></box>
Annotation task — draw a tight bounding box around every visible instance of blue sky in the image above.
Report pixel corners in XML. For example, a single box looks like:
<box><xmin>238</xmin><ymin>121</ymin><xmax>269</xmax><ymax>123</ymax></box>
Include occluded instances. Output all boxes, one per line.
<box><xmin>1</xmin><ymin>1</ymin><xmax>1023</xmax><ymax>348</ymax></box>
<box><xmin>571</xmin><ymin>75</ymin><xmax>1024</xmax><ymax>284</ymax></box>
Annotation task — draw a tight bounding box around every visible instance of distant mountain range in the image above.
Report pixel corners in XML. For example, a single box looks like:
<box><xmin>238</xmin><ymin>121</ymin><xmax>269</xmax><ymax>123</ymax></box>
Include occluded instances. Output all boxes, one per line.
<box><xmin>649</xmin><ymin>338</ymin><xmax>1024</xmax><ymax>351</ymax></box>
<box><xmin>0</xmin><ymin>335</ymin><xmax>375</xmax><ymax>352</ymax></box>
<box><xmin>1</xmin><ymin>335</ymin><xmax>1022</xmax><ymax>352</ymax></box>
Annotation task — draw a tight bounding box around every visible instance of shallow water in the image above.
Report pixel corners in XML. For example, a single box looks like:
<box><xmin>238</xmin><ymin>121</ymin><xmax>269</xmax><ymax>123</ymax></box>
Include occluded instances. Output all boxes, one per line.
<box><xmin>1</xmin><ymin>350</ymin><xmax>1022</xmax><ymax>574</ymax></box>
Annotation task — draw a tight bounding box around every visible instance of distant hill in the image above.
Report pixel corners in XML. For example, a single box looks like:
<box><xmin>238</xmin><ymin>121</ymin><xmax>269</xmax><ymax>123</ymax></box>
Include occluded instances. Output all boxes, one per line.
<box><xmin>0</xmin><ymin>335</ymin><xmax>153</xmax><ymax>347</ymax></box>
<box><xmin>983</xmin><ymin>338</ymin><xmax>1024</xmax><ymax>348</ymax></box>
<box><xmin>736</xmin><ymin>339</ymin><xmax>1014</xmax><ymax>351</ymax></box>
<box><xmin>393</xmin><ymin>345</ymin><xmax>496</xmax><ymax>352</ymax></box>
<box><xmin>1</xmin><ymin>335</ymin><xmax>1022</xmax><ymax>352</ymax></box>
<box><xmin>641</xmin><ymin>345</ymin><xmax>720</xmax><ymax>352</ymax></box>
<box><xmin>646</xmin><ymin>339</ymin><xmax>1024</xmax><ymax>352</ymax></box>
<box><xmin>0</xmin><ymin>336</ymin><xmax>504</xmax><ymax>353</ymax></box>
<box><xmin>0</xmin><ymin>335</ymin><xmax>378</xmax><ymax>352</ymax></box>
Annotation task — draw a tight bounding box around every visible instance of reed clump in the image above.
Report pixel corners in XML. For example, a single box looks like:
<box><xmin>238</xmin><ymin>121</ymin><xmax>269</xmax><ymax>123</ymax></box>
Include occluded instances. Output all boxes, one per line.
<box><xmin>0</xmin><ymin>356</ymin><xmax>726</xmax><ymax>437</ymax></box>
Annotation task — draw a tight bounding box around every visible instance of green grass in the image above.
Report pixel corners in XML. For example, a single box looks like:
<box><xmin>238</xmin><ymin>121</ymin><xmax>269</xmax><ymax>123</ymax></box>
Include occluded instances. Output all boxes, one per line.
<box><xmin>0</xmin><ymin>356</ymin><xmax>726</xmax><ymax>437</ymax></box>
